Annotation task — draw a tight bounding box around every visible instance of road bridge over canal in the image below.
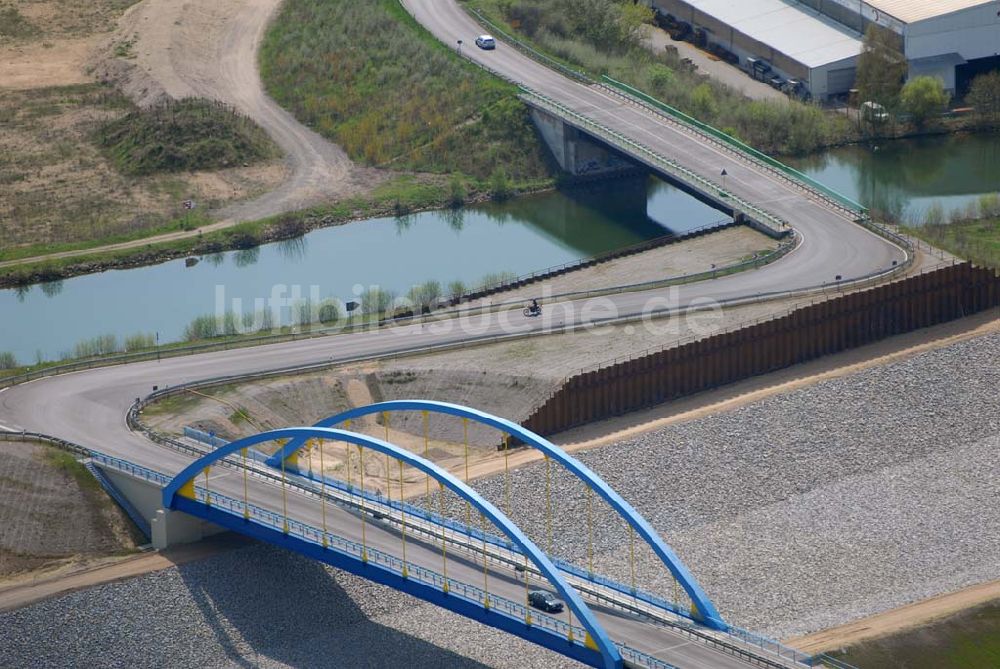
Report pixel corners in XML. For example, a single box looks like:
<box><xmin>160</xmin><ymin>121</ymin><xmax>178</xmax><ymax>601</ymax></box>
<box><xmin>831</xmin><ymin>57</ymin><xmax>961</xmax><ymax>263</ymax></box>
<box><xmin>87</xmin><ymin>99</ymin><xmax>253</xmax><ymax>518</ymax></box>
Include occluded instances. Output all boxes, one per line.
<box><xmin>404</xmin><ymin>0</ymin><xmax>906</xmax><ymax>280</ymax></box>
<box><xmin>65</xmin><ymin>401</ymin><xmax>839</xmax><ymax>669</ymax></box>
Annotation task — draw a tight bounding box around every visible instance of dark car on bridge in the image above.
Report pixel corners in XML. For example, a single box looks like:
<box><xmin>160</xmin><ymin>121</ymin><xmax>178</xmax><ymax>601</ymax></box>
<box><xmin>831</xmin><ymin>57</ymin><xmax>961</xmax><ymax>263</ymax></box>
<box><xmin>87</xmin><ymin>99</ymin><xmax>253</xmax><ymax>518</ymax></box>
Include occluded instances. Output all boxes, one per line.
<box><xmin>528</xmin><ymin>589</ymin><xmax>564</xmax><ymax>613</ymax></box>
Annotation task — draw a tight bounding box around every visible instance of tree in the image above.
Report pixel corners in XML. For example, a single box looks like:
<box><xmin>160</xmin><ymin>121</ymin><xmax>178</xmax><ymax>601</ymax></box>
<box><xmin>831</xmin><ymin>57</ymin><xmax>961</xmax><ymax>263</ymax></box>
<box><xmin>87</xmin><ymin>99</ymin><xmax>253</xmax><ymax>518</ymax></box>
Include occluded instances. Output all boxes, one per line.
<box><xmin>616</xmin><ymin>0</ymin><xmax>654</xmax><ymax>49</ymax></box>
<box><xmin>690</xmin><ymin>83</ymin><xmax>718</xmax><ymax>120</ymax></box>
<box><xmin>967</xmin><ymin>71</ymin><xmax>1000</xmax><ymax>126</ymax></box>
<box><xmin>855</xmin><ymin>24</ymin><xmax>907</xmax><ymax>110</ymax></box>
<box><xmin>360</xmin><ymin>286</ymin><xmax>394</xmax><ymax>316</ymax></box>
<box><xmin>900</xmin><ymin>76</ymin><xmax>949</xmax><ymax>127</ymax></box>
<box><xmin>0</xmin><ymin>352</ymin><xmax>18</xmax><ymax>370</ymax></box>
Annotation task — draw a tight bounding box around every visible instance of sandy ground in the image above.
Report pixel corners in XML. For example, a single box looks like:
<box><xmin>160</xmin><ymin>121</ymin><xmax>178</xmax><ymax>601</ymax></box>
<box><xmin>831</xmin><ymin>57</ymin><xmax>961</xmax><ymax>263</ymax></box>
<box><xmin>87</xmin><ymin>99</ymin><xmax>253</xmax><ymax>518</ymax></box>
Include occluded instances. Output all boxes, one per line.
<box><xmin>0</xmin><ymin>85</ymin><xmax>287</xmax><ymax>248</ymax></box>
<box><xmin>0</xmin><ymin>441</ymin><xmax>140</xmax><ymax>577</ymax></box>
<box><xmin>95</xmin><ymin>0</ymin><xmax>384</xmax><ymax>220</ymax></box>
<box><xmin>0</xmin><ymin>533</ymin><xmax>249</xmax><ymax>612</ymax></box>
<box><xmin>0</xmin><ymin>39</ymin><xmax>96</xmax><ymax>89</ymax></box>
<box><xmin>0</xmin><ymin>0</ymin><xmax>131</xmax><ymax>90</ymax></box>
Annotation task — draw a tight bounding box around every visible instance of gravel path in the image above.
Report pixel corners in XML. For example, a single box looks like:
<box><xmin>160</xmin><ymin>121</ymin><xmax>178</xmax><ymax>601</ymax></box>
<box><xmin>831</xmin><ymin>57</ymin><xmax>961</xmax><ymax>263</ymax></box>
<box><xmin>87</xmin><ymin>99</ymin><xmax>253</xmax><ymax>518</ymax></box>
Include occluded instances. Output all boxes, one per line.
<box><xmin>2</xmin><ymin>331</ymin><xmax>996</xmax><ymax>665</ymax></box>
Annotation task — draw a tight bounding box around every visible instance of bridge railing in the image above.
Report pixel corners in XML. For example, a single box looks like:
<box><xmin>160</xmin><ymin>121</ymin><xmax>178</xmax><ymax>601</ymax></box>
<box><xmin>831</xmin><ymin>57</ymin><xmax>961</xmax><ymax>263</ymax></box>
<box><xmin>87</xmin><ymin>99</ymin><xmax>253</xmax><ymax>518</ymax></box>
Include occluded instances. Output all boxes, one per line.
<box><xmin>188</xmin><ymin>484</ymin><xmax>596</xmax><ymax>652</ymax></box>
<box><xmin>599</xmin><ymin>77</ymin><xmax>868</xmax><ymax>220</ymax></box>
<box><xmin>177</xmin><ymin>436</ymin><xmax>812</xmax><ymax>667</ymax></box>
<box><xmin>2</xmin><ymin>425</ymin><xmax>823</xmax><ymax>668</ymax></box>
<box><xmin>520</xmin><ymin>88</ymin><xmax>790</xmax><ymax>237</ymax></box>
<box><xmin>466</xmin><ymin>4</ymin><xmax>862</xmax><ymax>227</ymax></box>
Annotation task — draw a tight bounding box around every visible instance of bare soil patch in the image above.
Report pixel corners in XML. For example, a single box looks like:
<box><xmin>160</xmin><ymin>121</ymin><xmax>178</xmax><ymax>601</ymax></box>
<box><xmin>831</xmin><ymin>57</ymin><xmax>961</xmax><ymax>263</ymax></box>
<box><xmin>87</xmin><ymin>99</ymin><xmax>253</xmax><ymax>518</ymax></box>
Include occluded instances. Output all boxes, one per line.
<box><xmin>464</xmin><ymin>226</ymin><xmax>777</xmax><ymax>310</ymax></box>
<box><xmin>143</xmin><ymin>297</ymin><xmax>815</xmax><ymax>495</ymax></box>
<box><xmin>93</xmin><ymin>0</ymin><xmax>379</xmax><ymax>221</ymax></box>
<box><xmin>0</xmin><ymin>1</ymin><xmax>139</xmax><ymax>89</ymax></box>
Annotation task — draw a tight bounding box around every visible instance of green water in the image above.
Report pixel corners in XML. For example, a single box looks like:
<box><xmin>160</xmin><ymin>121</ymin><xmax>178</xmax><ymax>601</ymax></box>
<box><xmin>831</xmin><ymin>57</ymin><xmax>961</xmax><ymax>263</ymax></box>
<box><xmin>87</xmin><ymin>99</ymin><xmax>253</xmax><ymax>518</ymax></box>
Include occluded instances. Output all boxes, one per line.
<box><xmin>0</xmin><ymin>177</ymin><xmax>723</xmax><ymax>363</ymax></box>
<box><xmin>3</xmin><ymin>131</ymin><xmax>999</xmax><ymax>364</ymax></box>
<box><xmin>787</xmin><ymin>131</ymin><xmax>1000</xmax><ymax>223</ymax></box>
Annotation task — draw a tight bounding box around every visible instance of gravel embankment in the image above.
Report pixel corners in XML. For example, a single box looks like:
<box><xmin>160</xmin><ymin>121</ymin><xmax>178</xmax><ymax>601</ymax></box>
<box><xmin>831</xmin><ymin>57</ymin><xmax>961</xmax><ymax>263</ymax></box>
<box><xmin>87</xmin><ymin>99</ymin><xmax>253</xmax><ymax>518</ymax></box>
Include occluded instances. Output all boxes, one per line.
<box><xmin>0</xmin><ymin>543</ymin><xmax>576</xmax><ymax>669</ymax></box>
<box><xmin>1</xmin><ymin>331</ymin><xmax>997</xmax><ymax>665</ymax></box>
<box><xmin>430</xmin><ymin>330</ymin><xmax>1000</xmax><ymax>638</ymax></box>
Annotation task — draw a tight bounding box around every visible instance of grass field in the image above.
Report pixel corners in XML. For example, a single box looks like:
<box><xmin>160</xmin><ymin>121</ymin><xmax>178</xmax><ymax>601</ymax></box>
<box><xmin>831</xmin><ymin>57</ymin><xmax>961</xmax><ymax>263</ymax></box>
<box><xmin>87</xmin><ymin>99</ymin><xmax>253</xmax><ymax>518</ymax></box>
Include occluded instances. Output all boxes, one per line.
<box><xmin>829</xmin><ymin>600</ymin><xmax>1000</xmax><ymax>668</ymax></box>
<box><xmin>0</xmin><ymin>173</ymin><xmax>494</xmax><ymax>288</ymax></box>
<box><xmin>904</xmin><ymin>194</ymin><xmax>1000</xmax><ymax>269</ymax></box>
<box><xmin>259</xmin><ymin>0</ymin><xmax>552</xmax><ymax>184</ymax></box>
<box><xmin>910</xmin><ymin>217</ymin><xmax>1000</xmax><ymax>269</ymax></box>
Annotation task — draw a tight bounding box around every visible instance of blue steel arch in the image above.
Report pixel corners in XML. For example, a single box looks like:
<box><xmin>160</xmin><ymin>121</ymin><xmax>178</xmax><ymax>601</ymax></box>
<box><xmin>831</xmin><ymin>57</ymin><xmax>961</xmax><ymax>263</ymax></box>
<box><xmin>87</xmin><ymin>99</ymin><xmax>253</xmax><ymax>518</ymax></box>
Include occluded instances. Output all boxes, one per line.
<box><xmin>164</xmin><ymin>426</ymin><xmax>623</xmax><ymax>669</ymax></box>
<box><xmin>267</xmin><ymin>400</ymin><xmax>726</xmax><ymax>630</ymax></box>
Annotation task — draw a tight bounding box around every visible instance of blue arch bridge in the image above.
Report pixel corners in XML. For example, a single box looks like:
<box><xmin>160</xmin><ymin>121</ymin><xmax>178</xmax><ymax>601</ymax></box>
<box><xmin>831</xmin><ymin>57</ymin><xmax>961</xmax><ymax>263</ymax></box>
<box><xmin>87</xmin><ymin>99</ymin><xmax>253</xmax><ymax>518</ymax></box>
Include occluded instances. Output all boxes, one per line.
<box><xmin>90</xmin><ymin>400</ymin><xmax>847</xmax><ymax>669</ymax></box>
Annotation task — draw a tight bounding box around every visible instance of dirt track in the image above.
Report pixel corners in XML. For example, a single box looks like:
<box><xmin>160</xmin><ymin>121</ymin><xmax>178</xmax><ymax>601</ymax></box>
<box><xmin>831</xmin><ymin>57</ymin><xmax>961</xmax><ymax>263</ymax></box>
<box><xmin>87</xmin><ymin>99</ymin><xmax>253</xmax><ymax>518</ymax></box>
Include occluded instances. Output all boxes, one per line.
<box><xmin>104</xmin><ymin>0</ymin><xmax>383</xmax><ymax>221</ymax></box>
<box><xmin>0</xmin><ymin>0</ymin><xmax>384</xmax><ymax>271</ymax></box>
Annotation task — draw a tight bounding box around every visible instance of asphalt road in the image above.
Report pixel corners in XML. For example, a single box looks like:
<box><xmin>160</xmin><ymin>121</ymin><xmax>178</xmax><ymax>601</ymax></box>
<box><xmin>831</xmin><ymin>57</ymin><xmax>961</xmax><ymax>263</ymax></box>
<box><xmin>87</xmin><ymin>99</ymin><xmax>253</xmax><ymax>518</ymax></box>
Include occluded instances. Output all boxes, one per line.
<box><xmin>206</xmin><ymin>467</ymin><xmax>770</xmax><ymax>669</ymax></box>
<box><xmin>0</xmin><ymin>3</ymin><xmax>909</xmax><ymax>667</ymax></box>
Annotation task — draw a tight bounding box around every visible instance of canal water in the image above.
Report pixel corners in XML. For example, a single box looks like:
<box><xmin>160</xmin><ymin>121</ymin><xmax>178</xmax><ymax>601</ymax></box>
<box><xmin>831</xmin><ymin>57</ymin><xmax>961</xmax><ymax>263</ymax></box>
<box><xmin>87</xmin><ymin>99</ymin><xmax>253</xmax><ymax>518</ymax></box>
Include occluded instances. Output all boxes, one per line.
<box><xmin>2</xmin><ymin>131</ymin><xmax>998</xmax><ymax>364</ymax></box>
<box><xmin>787</xmin><ymin>131</ymin><xmax>1000</xmax><ymax>223</ymax></box>
<box><xmin>0</xmin><ymin>178</ymin><xmax>723</xmax><ymax>363</ymax></box>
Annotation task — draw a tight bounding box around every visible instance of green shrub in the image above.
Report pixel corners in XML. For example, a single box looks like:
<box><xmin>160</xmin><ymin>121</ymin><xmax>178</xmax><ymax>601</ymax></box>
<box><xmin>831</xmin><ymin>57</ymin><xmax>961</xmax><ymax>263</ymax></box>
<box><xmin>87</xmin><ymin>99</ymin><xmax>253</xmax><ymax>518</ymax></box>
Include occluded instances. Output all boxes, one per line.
<box><xmin>123</xmin><ymin>333</ymin><xmax>156</xmax><ymax>351</ymax></box>
<box><xmin>0</xmin><ymin>7</ymin><xmax>37</xmax><ymax>38</ymax></box>
<box><xmin>183</xmin><ymin>312</ymin><xmax>241</xmax><ymax>341</ymax></box>
<box><xmin>407</xmin><ymin>280</ymin><xmax>442</xmax><ymax>310</ymax></box>
<box><xmin>318</xmin><ymin>300</ymin><xmax>341</xmax><ymax>323</ymax></box>
<box><xmin>71</xmin><ymin>334</ymin><xmax>120</xmax><ymax>359</ymax></box>
<box><xmin>489</xmin><ymin>167</ymin><xmax>512</xmax><ymax>200</ymax></box>
<box><xmin>901</xmin><ymin>76</ymin><xmax>949</xmax><ymax>127</ymax></box>
<box><xmin>0</xmin><ymin>352</ymin><xmax>18</xmax><ymax>370</ymax></box>
<box><xmin>97</xmin><ymin>98</ymin><xmax>278</xmax><ymax>175</ymax></box>
<box><xmin>359</xmin><ymin>286</ymin><xmax>395</xmax><ymax>315</ymax></box>
<box><xmin>478</xmin><ymin>270</ymin><xmax>517</xmax><ymax>290</ymax></box>
<box><xmin>449</xmin><ymin>175</ymin><xmax>468</xmax><ymax>207</ymax></box>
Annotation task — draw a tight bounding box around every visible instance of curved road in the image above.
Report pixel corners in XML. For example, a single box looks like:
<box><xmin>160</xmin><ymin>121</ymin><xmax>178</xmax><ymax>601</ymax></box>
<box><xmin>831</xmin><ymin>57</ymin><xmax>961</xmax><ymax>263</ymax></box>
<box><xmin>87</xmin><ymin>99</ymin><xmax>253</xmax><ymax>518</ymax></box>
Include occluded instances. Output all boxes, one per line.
<box><xmin>0</xmin><ymin>3</ymin><xmax>909</xmax><ymax>667</ymax></box>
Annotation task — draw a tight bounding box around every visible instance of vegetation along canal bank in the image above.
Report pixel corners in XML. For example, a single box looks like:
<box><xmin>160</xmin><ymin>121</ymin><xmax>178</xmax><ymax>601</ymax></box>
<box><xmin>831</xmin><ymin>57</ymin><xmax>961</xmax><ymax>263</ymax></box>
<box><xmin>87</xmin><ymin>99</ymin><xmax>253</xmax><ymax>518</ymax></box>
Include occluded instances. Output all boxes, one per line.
<box><xmin>4</xmin><ymin>0</ymin><xmax>999</xmax><ymax>289</ymax></box>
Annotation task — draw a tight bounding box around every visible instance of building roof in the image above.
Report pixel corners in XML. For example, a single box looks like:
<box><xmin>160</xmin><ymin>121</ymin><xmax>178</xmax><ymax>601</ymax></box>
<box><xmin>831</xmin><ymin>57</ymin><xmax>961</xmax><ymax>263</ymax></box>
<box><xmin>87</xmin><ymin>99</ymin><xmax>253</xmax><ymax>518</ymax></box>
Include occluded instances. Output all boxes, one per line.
<box><xmin>866</xmin><ymin>0</ymin><xmax>996</xmax><ymax>24</ymax></box>
<box><xmin>685</xmin><ymin>0</ymin><xmax>862</xmax><ymax>69</ymax></box>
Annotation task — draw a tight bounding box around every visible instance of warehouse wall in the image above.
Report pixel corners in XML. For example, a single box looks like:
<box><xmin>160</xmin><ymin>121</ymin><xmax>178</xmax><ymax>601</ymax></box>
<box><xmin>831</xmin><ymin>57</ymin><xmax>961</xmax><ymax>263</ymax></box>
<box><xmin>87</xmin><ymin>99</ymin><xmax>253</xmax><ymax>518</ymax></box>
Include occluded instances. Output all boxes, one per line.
<box><xmin>905</xmin><ymin>5</ymin><xmax>1000</xmax><ymax>61</ymax></box>
<box><xmin>653</xmin><ymin>0</ymin><xmax>839</xmax><ymax>96</ymax></box>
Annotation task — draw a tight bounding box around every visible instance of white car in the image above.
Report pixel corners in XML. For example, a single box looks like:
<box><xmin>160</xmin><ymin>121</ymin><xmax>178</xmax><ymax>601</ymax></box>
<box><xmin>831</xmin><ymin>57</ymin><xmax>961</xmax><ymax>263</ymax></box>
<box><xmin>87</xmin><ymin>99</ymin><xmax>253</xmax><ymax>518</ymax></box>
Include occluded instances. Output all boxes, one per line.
<box><xmin>475</xmin><ymin>34</ymin><xmax>496</xmax><ymax>50</ymax></box>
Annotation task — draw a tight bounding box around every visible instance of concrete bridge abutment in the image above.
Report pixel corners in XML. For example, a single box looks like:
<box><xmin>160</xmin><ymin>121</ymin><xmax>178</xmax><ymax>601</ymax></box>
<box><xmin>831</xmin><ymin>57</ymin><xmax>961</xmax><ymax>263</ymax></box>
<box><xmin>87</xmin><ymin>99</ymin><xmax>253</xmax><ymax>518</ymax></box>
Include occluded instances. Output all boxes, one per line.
<box><xmin>100</xmin><ymin>467</ymin><xmax>223</xmax><ymax>550</ymax></box>
<box><xmin>530</xmin><ymin>107</ymin><xmax>644</xmax><ymax>180</ymax></box>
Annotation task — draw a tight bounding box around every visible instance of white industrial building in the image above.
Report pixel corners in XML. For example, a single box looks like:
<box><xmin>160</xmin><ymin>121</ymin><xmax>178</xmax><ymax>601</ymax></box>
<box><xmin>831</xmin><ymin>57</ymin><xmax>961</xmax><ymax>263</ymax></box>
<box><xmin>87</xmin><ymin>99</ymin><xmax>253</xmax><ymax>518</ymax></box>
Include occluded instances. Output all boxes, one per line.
<box><xmin>651</xmin><ymin>0</ymin><xmax>1000</xmax><ymax>100</ymax></box>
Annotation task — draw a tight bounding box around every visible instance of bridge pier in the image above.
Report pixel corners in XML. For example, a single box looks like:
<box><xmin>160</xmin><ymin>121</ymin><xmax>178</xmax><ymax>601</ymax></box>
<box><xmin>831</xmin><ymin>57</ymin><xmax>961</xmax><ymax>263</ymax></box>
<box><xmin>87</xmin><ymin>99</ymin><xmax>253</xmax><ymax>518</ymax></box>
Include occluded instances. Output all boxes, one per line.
<box><xmin>524</xmin><ymin>98</ymin><xmax>789</xmax><ymax>239</ymax></box>
<box><xmin>530</xmin><ymin>107</ymin><xmax>643</xmax><ymax>180</ymax></box>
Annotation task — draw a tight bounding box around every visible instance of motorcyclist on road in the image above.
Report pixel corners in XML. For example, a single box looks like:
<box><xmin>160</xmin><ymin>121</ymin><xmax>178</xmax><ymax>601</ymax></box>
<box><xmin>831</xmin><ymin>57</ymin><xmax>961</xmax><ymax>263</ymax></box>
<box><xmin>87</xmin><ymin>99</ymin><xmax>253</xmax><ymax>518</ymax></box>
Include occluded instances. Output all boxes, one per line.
<box><xmin>530</xmin><ymin>298</ymin><xmax>540</xmax><ymax>314</ymax></box>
